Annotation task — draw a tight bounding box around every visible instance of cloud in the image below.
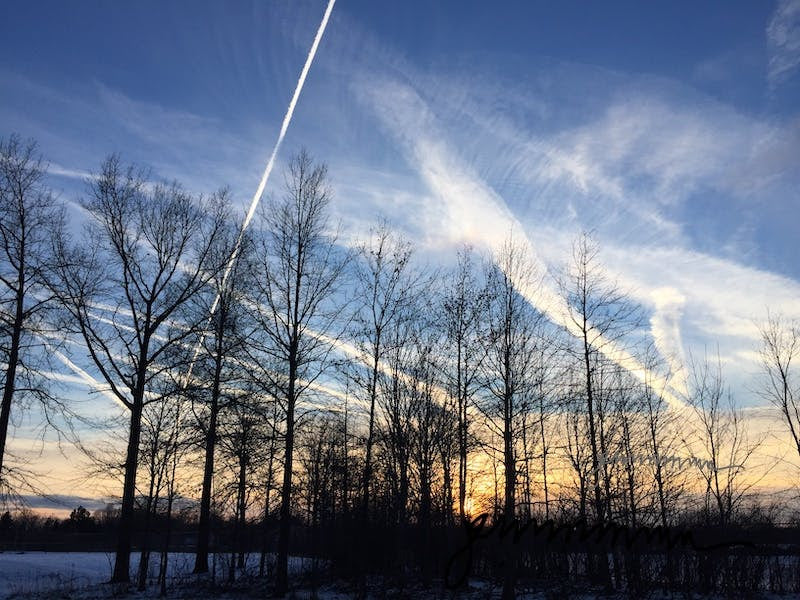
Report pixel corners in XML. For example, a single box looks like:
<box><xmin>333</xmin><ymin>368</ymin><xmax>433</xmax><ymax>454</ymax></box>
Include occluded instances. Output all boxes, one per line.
<box><xmin>47</xmin><ymin>164</ymin><xmax>94</xmax><ymax>181</ymax></box>
<box><xmin>649</xmin><ymin>287</ymin><xmax>689</xmax><ymax>396</ymax></box>
<box><xmin>359</xmin><ymin>76</ymin><xmax>687</xmax><ymax>408</ymax></box>
<box><xmin>767</xmin><ymin>0</ymin><xmax>800</xmax><ymax>88</ymax></box>
<box><xmin>338</xmin><ymin>23</ymin><xmax>800</xmax><ymax>410</ymax></box>
<box><xmin>0</xmin><ymin>70</ymin><xmax>276</xmax><ymax>209</ymax></box>
<box><xmin>13</xmin><ymin>494</ymin><xmax>111</xmax><ymax>513</ymax></box>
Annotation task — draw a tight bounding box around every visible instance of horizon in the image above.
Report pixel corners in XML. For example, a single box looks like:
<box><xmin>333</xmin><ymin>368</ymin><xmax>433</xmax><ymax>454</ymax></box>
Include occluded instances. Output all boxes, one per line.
<box><xmin>1</xmin><ymin>1</ymin><xmax>800</xmax><ymax>597</ymax></box>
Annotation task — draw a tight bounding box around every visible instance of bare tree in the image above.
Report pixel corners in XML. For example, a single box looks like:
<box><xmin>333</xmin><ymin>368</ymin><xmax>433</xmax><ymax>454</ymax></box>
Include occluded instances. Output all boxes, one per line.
<box><xmin>256</xmin><ymin>397</ymin><xmax>281</xmax><ymax>577</ymax></box>
<box><xmin>157</xmin><ymin>391</ymin><xmax>191</xmax><ymax>597</ymax></box>
<box><xmin>250</xmin><ymin>150</ymin><xmax>348</xmax><ymax>596</ymax></box>
<box><xmin>0</xmin><ymin>135</ymin><xmax>63</xmax><ymax>489</ymax></box>
<box><xmin>532</xmin><ymin>334</ymin><xmax>560</xmax><ymax>519</ymax></box>
<box><xmin>48</xmin><ymin>156</ymin><xmax>227</xmax><ymax>583</ymax></box>
<box><xmin>563</xmin><ymin>384</ymin><xmax>592</xmax><ymax>520</ymax></box>
<box><xmin>136</xmin><ymin>387</ymin><xmax>183</xmax><ymax>591</ymax></box>
<box><xmin>377</xmin><ymin>317</ymin><xmax>415</xmax><ymax>528</ymax></box>
<box><xmin>478</xmin><ymin>238</ymin><xmax>543</xmax><ymax>521</ymax></box>
<box><xmin>441</xmin><ymin>245</ymin><xmax>486</xmax><ymax>522</ymax></box>
<box><xmin>190</xmin><ymin>210</ymin><xmax>255</xmax><ymax>574</ymax></box>
<box><xmin>352</xmin><ymin>224</ymin><xmax>420</xmax><ymax>519</ymax></box>
<box><xmin>758</xmin><ymin>312</ymin><xmax>800</xmax><ymax>462</ymax></box>
<box><xmin>407</xmin><ymin>321</ymin><xmax>445</xmax><ymax>584</ymax></box>
<box><xmin>215</xmin><ymin>394</ymin><xmax>261</xmax><ymax>582</ymax></box>
<box><xmin>685</xmin><ymin>352</ymin><xmax>762</xmax><ymax>526</ymax></box>
<box><xmin>477</xmin><ymin>238</ymin><xmax>543</xmax><ymax>600</ymax></box>
<box><xmin>559</xmin><ymin>232</ymin><xmax>640</xmax><ymax>524</ymax></box>
<box><xmin>639</xmin><ymin>344</ymin><xmax>686</xmax><ymax>527</ymax></box>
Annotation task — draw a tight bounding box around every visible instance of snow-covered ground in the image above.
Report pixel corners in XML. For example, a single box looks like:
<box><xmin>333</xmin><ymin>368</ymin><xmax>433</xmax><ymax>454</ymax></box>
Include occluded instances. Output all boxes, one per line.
<box><xmin>1</xmin><ymin>553</ymin><xmax>795</xmax><ymax>599</ymax></box>
<box><xmin>0</xmin><ymin>551</ymin><xmax>316</xmax><ymax>598</ymax></box>
<box><xmin>0</xmin><ymin>551</ymin><xmax>117</xmax><ymax>597</ymax></box>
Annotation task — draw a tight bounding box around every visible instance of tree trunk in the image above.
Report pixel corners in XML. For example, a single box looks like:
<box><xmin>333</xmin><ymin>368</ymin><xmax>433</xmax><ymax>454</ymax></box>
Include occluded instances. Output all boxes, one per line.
<box><xmin>259</xmin><ymin>412</ymin><xmax>277</xmax><ymax>577</ymax></box>
<box><xmin>361</xmin><ymin>341</ymin><xmax>380</xmax><ymax>518</ymax></box>
<box><xmin>194</xmin><ymin>359</ymin><xmax>222</xmax><ymax>573</ymax></box>
<box><xmin>159</xmin><ymin>491</ymin><xmax>174</xmax><ymax>597</ymax></box>
<box><xmin>112</xmin><ymin>397</ymin><xmax>144</xmax><ymax>583</ymax></box>
<box><xmin>275</xmin><ymin>362</ymin><xmax>296</xmax><ymax>596</ymax></box>
<box><xmin>236</xmin><ymin>452</ymin><xmax>247</xmax><ymax>571</ymax></box>
<box><xmin>582</xmin><ymin>333</ymin><xmax>611</xmax><ymax>589</ymax></box>
<box><xmin>195</xmin><ymin>306</ymin><xmax>226</xmax><ymax>574</ymax></box>
<box><xmin>457</xmin><ymin>342</ymin><xmax>468</xmax><ymax>522</ymax></box>
<box><xmin>539</xmin><ymin>397</ymin><xmax>549</xmax><ymax>519</ymax></box>
<box><xmin>0</xmin><ymin>272</ymin><xmax>24</xmax><ymax>479</ymax></box>
<box><xmin>137</xmin><ymin>478</ymin><xmax>157</xmax><ymax>590</ymax></box>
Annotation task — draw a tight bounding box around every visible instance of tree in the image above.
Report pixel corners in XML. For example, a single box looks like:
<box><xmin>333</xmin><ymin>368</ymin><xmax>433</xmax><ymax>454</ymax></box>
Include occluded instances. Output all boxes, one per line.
<box><xmin>69</xmin><ymin>505</ymin><xmax>94</xmax><ymax>532</ymax></box>
<box><xmin>406</xmin><ymin>321</ymin><xmax>445</xmax><ymax>583</ymax></box>
<box><xmin>250</xmin><ymin>150</ymin><xmax>348</xmax><ymax>596</ymax></box>
<box><xmin>351</xmin><ymin>224</ymin><xmax>420</xmax><ymax>519</ymax></box>
<box><xmin>377</xmin><ymin>316</ymin><xmax>416</xmax><ymax>528</ymax></box>
<box><xmin>639</xmin><ymin>344</ymin><xmax>686</xmax><ymax>528</ymax></box>
<box><xmin>49</xmin><ymin>156</ymin><xmax>228</xmax><ymax>583</ymax></box>
<box><xmin>477</xmin><ymin>238</ymin><xmax>543</xmax><ymax>600</ymax></box>
<box><xmin>532</xmin><ymin>332</ymin><xmax>560</xmax><ymax>520</ymax></box>
<box><xmin>478</xmin><ymin>238</ymin><xmax>542</xmax><ymax>521</ymax></box>
<box><xmin>558</xmin><ymin>232</ymin><xmax>640</xmax><ymax>589</ymax></box>
<box><xmin>157</xmin><ymin>392</ymin><xmax>189</xmax><ymax>597</ymax></box>
<box><xmin>137</xmin><ymin>394</ymin><xmax>178</xmax><ymax>590</ymax></box>
<box><xmin>441</xmin><ymin>245</ymin><xmax>486</xmax><ymax>522</ymax></box>
<box><xmin>0</xmin><ymin>135</ymin><xmax>62</xmax><ymax>488</ymax></box>
<box><xmin>684</xmin><ymin>352</ymin><xmax>762</xmax><ymax>526</ymax></box>
<box><xmin>215</xmin><ymin>395</ymin><xmax>260</xmax><ymax>581</ymax></box>
<box><xmin>559</xmin><ymin>232</ymin><xmax>640</xmax><ymax>524</ymax></box>
<box><xmin>758</xmin><ymin>312</ymin><xmax>800</xmax><ymax>462</ymax></box>
<box><xmin>190</xmin><ymin>209</ymin><xmax>255</xmax><ymax>574</ymax></box>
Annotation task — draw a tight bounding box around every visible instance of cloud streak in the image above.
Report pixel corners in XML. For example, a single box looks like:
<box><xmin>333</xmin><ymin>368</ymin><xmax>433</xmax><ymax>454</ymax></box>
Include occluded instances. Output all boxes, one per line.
<box><xmin>768</xmin><ymin>0</ymin><xmax>800</xmax><ymax>88</ymax></box>
<box><xmin>360</xmin><ymin>78</ymin><xmax>687</xmax><ymax>408</ymax></box>
<box><xmin>186</xmin><ymin>0</ymin><xmax>337</xmax><ymax>381</ymax></box>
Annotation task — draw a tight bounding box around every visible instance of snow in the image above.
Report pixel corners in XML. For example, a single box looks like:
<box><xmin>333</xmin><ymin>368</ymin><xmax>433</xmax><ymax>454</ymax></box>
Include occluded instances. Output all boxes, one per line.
<box><xmin>2</xmin><ymin>553</ymin><xmax>794</xmax><ymax>598</ymax></box>
<box><xmin>0</xmin><ymin>551</ymin><xmax>317</xmax><ymax>598</ymax></box>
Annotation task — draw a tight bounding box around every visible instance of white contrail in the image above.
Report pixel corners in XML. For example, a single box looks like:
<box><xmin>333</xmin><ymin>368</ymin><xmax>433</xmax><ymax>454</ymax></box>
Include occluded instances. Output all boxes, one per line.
<box><xmin>185</xmin><ymin>0</ymin><xmax>337</xmax><ymax>382</ymax></box>
<box><xmin>49</xmin><ymin>346</ymin><xmax>125</xmax><ymax>408</ymax></box>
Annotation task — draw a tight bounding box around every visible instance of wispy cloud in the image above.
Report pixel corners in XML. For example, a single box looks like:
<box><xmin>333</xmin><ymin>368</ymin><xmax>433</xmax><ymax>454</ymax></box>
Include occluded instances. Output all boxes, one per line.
<box><xmin>337</xmin><ymin>26</ymin><xmax>800</xmax><ymax>408</ymax></box>
<box><xmin>359</xmin><ymin>77</ymin><xmax>686</xmax><ymax>408</ymax></box>
<box><xmin>47</xmin><ymin>164</ymin><xmax>94</xmax><ymax>181</ymax></box>
<box><xmin>767</xmin><ymin>0</ymin><xmax>800</xmax><ymax>88</ymax></box>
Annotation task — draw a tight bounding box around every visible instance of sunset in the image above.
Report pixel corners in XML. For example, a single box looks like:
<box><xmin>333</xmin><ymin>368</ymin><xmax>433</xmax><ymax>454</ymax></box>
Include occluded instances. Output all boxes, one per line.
<box><xmin>1</xmin><ymin>1</ymin><xmax>799</xmax><ymax>598</ymax></box>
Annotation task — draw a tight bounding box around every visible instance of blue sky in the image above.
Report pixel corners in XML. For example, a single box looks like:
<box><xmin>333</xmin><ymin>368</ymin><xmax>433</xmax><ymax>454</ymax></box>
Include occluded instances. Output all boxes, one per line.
<box><xmin>2</xmin><ymin>1</ymin><xmax>800</xmax><ymax>492</ymax></box>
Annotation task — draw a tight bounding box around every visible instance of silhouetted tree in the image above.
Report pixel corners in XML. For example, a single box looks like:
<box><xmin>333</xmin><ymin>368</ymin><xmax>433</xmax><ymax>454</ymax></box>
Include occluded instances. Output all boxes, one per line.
<box><xmin>250</xmin><ymin>150</ymin><xmax>348</xmax><ymax>596</ymax></box>
<box><xmin>758</xmin><ymin>312</ymin><xmax>800</xmax><ymax>462</ymax></box>
<box><xmin>49</xmin><ymin>156</ymin><xmax>228</xmax><ymax>582</ymax></box>
<box><xmin>0</xmin><ymin>135</ymin><xmax>63</xmax><ymax>489</ymax></box>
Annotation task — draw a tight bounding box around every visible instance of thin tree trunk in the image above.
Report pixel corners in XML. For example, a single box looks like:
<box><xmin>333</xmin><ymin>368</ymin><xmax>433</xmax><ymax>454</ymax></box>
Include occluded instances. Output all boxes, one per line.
<box><xmin>194</xmin><ymin>348</ymin><xmax>223</xmax><ymax>573</ymax></box>
<box><xmin>457</xmin><ymin>341</ymin><xmax>467</xmax><ymax>522</ymax></box>
<box><xmin>235</xmin><ymin>452</ymin><xmax>247</xmax><ymax>571</ymax></box>
<box><xmin>361</xmin><ymin>340</ymin><xmax>381</xmax><ymax>518</ymax></box>
<box><xmin>0</xmin><ymin>277</ymin><xmax>23</xmax><ymax>479</ymax></box>
<box><xmin>259</xmin><ymin>410</ymin><xmax>277</xmax><ymax>577</ymax></box>
<box><xmin>137</xmin><ymin>475</ymin><xmax>157</xmax><ymax>590</ymax></box>
<box><xmin>275</xmin><ymin>360</ymin><xmax>297</xmax><ymax>596</ymax></box>
<box><xmin>539</xmin><ymin>396</ymin><xmax>549</xmax><ymax>519</ymax></box>
<box><xmin>159</xmin><ymin>491</ymin><xmax>174</xmax><ymax>597</ymax></box>
<box><xmin>112</xmin><ymin>396</ymin><xmax>145</xmax><ymax>583</ymax></box>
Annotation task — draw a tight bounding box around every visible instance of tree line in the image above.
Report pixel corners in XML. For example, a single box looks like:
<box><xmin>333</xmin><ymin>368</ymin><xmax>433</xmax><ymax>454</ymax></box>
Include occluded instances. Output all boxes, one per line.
<box><xmin>1</xmin><ymin>134</ymin><xmax>799</xmax><ymax>598</ymax></box>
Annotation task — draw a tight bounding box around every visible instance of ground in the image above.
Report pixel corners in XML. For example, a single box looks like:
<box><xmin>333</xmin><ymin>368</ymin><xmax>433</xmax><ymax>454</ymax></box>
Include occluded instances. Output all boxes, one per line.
<box><xmin>0</xmin><ymin>553</ymin><xmax>792</xmax><ymax>598</ymax></box>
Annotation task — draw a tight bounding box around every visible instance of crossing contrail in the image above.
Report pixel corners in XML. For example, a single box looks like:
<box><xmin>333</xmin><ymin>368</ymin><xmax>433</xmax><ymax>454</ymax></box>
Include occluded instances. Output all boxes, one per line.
<box><xmin>185</xmin><ymin>0</ymin><xmax>337</xmax><ymax>382</ymax></box>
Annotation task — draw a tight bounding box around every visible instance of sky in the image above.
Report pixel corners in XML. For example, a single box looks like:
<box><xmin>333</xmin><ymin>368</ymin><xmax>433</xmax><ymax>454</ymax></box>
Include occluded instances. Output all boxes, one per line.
<box><xmin>1</xmin><ymin>1</ymin><xmax>799</xmax><ymax>500</ymax></box>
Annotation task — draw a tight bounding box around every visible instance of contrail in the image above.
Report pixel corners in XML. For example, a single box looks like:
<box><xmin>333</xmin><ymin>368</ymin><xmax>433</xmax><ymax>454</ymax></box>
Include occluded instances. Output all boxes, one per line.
<box><xmin>185</xmin><ymin>0</ymin><xmax>337</xmax><ymax>383</ymax></box>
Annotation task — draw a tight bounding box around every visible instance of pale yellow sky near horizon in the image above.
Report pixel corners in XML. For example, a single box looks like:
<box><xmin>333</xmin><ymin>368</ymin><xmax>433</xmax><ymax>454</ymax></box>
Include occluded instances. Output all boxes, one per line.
<box><xmin>6</xmin><ymin>401</ymin><xmax>798</xmax><ymax>521</ymax></box>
